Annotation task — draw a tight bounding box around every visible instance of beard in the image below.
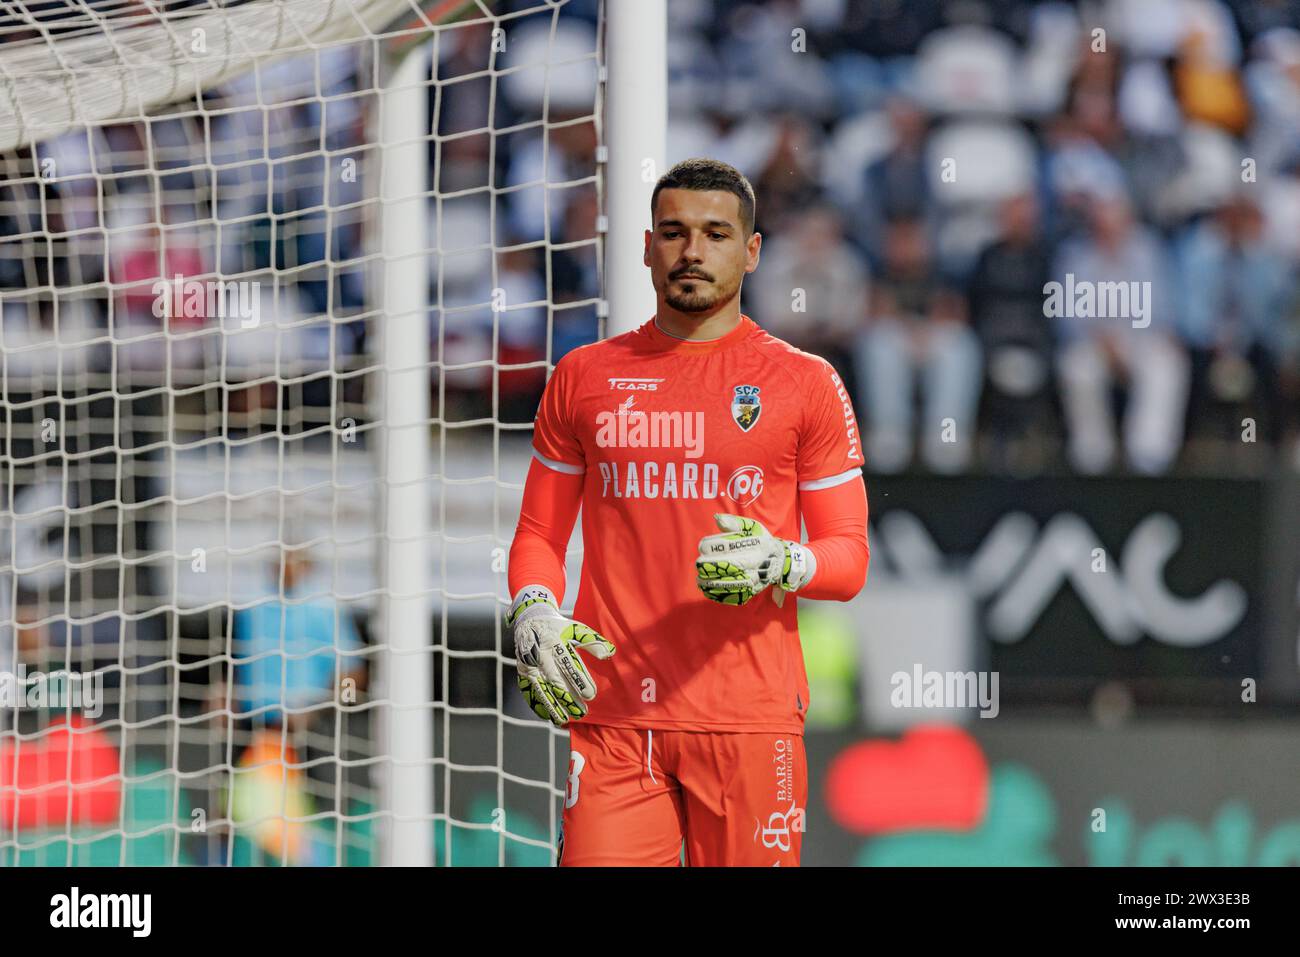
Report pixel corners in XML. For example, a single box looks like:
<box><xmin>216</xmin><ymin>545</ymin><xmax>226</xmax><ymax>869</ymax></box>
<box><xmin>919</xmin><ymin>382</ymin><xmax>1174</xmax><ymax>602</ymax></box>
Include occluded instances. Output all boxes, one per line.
<box><xmin>664</xmin><ymin>275</ymin><xmax>737</xmax><ymax>313</ymax></box>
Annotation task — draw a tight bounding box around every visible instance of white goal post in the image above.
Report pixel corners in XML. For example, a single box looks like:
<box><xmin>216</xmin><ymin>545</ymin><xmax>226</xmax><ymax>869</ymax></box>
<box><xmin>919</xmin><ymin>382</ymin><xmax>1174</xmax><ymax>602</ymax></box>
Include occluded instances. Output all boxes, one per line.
<box><xmin>0</xmin><ymin>0</ymin><xmax>665</xmax><ymax>867</ymax></box>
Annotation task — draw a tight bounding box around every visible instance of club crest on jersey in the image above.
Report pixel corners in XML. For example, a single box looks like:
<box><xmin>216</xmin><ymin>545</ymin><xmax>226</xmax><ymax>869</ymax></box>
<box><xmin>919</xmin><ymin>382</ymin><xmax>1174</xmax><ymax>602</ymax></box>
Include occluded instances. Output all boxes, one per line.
<box><xmin>731</xmin><ymin>385</ymin><xmax>762</xmax><ymax>432</ymax></box>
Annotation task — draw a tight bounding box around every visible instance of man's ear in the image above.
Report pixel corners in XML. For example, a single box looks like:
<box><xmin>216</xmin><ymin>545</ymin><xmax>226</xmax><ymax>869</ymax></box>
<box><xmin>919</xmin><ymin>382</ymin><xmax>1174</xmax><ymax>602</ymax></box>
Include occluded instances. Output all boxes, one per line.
<box><xmin>746</xmin><ymin>230</ymin><xmax>762</xmax><ymax>274</ymax></box>
<box><xmin>643</xmin><ymin>228</ymin><xmax>652</xmax><ymax>267</ymax></box>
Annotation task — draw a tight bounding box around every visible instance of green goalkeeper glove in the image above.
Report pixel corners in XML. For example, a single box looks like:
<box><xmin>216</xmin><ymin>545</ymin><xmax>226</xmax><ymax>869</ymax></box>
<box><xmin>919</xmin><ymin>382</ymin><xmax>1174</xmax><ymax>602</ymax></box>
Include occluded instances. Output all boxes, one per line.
<box><xmin>695</xmin><ymin>513</ymin><xmax>816</xmax><ymax>607</ymax></box>
<box><xmin>506</xmin><ymin>585</ymin><xmax>616</xmax><ymax>727</ymax></box>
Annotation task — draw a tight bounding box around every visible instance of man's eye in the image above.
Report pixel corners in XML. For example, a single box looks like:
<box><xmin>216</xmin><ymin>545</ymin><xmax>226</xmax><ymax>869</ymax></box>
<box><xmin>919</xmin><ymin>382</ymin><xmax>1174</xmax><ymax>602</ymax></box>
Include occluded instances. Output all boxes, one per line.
<box><xmin>710</xmin><ymin>233</ymin><xmax>726</xmax><ymax>240</ymax></box>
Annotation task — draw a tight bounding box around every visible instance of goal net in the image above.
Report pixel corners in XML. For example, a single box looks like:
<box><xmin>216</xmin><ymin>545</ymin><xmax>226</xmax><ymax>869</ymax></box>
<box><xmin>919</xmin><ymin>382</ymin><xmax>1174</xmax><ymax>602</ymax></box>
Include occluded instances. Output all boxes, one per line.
<box><xmin>0</xmin><ymin>0</ymin><xmax>614</xmax><ymax>866</ymax></box>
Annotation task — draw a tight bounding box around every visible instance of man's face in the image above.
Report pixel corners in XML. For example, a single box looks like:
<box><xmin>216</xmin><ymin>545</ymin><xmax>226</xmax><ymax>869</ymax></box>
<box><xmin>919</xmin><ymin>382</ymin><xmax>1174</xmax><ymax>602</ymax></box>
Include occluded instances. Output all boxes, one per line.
<box><xmin>644</xmin><ymin>188</ymin><xmax>760</xmax><ymax>315</ymax></box>
<box><xmin>1090</xmin><ymin>198</ymin><xmax>1131</xmax><ymax>244</ymax></box>
<box><xmin>278</xmin><ymin>552</ymin><xmax>312</xmax><ymax>592</ymax></box>
<box><xmin>1000</xmin><ymin>193</ymin><xmax>1038</xmax><ymax>242</ymax></box>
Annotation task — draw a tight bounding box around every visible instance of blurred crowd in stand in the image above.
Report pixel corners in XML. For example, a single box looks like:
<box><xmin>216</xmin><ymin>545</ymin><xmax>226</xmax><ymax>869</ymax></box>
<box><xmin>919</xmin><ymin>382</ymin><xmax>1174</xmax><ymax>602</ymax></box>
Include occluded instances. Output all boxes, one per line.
<box><xmin>3</xmin><ymin>0</ymin><xmax>1299</xmax><ymax>474</ymax></box>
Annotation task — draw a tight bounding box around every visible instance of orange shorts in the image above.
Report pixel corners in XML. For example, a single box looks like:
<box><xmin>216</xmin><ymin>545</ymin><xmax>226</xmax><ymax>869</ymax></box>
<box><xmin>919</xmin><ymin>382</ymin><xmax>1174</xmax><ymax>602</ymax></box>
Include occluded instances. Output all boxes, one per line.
<box><xmin>558</xmin><ymin>723</ymin><xmax>807</xmax><ymax>867</ymax></box>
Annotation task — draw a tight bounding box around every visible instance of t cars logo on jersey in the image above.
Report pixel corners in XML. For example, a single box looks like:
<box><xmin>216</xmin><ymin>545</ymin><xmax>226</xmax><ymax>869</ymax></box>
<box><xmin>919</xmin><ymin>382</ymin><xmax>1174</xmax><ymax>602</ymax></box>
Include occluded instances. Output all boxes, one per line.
<box><xmin>725</xmin><ymin>465</ymin><xmax>764</xmax><ymax>506</ymax></box>
<box><xmin>608</xmin><ymin>377</ymin><xmax>664</xmax><ymax>391</ymax></box>
<box><xmin>731</xmin><ymin>384</ymin><xmax>762</xmax><ymax>432</ymax></box>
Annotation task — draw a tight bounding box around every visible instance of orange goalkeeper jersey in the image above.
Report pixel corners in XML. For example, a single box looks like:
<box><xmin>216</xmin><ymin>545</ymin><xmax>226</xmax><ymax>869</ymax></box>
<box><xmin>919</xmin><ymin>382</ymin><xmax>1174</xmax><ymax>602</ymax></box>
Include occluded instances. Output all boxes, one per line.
<box><xmin>526</xmin><ymin>314</ymin><xmax>865</xmax><ymax>734</ymax></box>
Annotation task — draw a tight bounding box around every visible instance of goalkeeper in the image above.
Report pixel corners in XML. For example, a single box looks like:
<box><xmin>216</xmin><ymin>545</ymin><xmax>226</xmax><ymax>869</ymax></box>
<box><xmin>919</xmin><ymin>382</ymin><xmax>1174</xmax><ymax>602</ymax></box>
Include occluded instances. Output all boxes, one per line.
<box><xmin>506</xmin><ymin>158</ymin><xmax>869</xmax><ymax>866</ymax></box>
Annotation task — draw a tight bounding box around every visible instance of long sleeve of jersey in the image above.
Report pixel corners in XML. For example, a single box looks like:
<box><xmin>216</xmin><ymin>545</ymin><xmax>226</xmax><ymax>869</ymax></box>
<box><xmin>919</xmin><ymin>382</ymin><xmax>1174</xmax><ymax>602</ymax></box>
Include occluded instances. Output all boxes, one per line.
<box><xmin>799</xmin><ymin>475</ymin><xmax>870</xmax><ymax>601</ymax></box>
<box><xmin>791</xmin><ymin>353</ymin><xmax>870</xmax><ymax>602</ymax></box>
<box><xmin>507</xmin><ymin>455</ymin><xmax>584</xmax><ymax>601</ymax></box>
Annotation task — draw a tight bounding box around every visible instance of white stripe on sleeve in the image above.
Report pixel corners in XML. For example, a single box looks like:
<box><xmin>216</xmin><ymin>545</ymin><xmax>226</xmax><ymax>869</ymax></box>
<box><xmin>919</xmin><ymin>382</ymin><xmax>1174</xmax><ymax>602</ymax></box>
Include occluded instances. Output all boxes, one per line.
<box><xmin>531</xmin><ymin>447</ymin><xmax>585</xmax><ymax>475</ymax></box>
<box><xmin>798</xmin><ymin>466</ymin><xmax>862</xmax><ymax>492</ymax></box>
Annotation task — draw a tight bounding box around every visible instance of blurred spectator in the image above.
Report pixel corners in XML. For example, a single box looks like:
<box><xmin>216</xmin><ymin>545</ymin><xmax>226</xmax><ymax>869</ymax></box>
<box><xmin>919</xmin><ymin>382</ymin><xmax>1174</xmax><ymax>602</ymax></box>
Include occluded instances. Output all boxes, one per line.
<box><xmin>0</xmin><ymin>295</ymin><xmax>100</xmax><ymax>382</ymax></box>
<box><xmin>852</xmin><ymin>213</ymin><xmax>981</xmax><ymax>473</ymax></box>
<box><xmin>112</xmin><ymin>213</ymin><xmax>205</xmax><ymax>323</ymax></box>
<box><xmin>967</xmin><ymin>192</ymin><xmax>1058</xmax><ymax>470</ymax></box>
<box><xmin>855</xmin><ymin>95</ymin><xmax>932</xmax><ymax>256</ymax></box>
<box><xmin>230</xmin><ymin>546</ymin><xmax>365</xmax><ymax>733</ymax></box>
<box><xmin>549</xmin><ymin>188</ymin><xmax>602</xmax><ymax>361</ymax></box>
<box><xmin>1045</xmin><ymin>46</ymin><xmax>1135</xmax><ymax>236</ymax></box>
<box><xmin>0</xmin><ymin>580</ymin><xmax>134</xmax><ymax>730</ymax></box>
<box><xmin>495</xmin><ymin>240</ymin><xmax>550</xmax><ymax>424</ymax></box>
<box><xmin>914</xmin><ymin>17</ymin><xmax>1019</xmax><ymax>115</ymax></box>
<box><xmin>1246</xmin><ymin>26</ymin><xmax>1300</xmax><ymax>177</ymax></box>
<box><xmin>821</xmin><ymin>0</ymin><xmax>946</xmax><ymax>60</ymax></box>
<box><xmin>501</xmin><ymin>16</ymin><xmax>599</xmax><ymax>244</ymax></box>
<box><xmin>747</xmin><ymin>204</ymin><xmax>869</xmax><ymax>387</ymax></box>
<box><xmin>109</xmin><ymin>199</ymin><xmax>209</xmax><ymax>372</ymax></box>
<box><xmin>1044</xmin><ymin>110</ymin><xmax>1131</xmax><ymax>243</ymax></box>
<box><xmin>1230</xmin><ymin>0</ymin><xmax>1300</xmax><ymax>43</ymax></box>
<box><xmin>1171</xmin><ymin>1</ymin><xmax>1251</xmax><ymax>136</ymax></box>
<box><xmin>924</xmin><ymin>116</ymin><xmax>1039</xmax><ymax>278</ymax></box>
<box><xmin>220</xmin><ymin>544</ymin><xmax>368</xmax><ymax>850</ymax></box>
<box><xmin>748</xmin><ymin>113</ymin><xmax>825</xmax><ymax>234</ymax></box>
<box><xmin>1018</xmin><ymin>3</ymin><xmax>1083</xmax><ymax>118</ymax></box>
<box><xmin>1053</xmin><ymin>196</ymin><xmax>1189</xmax><ymax>474</ymax></box>
<box><xmin>713</xmin><ymin>1</ymin><xmax>837</xmax><ymax>119</ymax></box>
<box><xmin>1176</xmin><ymin>192</ymin><xmax>1298</xmax><ymax>452</ymax></box>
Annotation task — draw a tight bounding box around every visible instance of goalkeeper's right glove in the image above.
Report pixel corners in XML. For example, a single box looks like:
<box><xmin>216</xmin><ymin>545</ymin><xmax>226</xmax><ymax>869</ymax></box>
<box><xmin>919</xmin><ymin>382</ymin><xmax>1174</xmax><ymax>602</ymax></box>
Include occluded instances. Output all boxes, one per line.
<box><xmin>506</xmin><ymin>585</ymin><xmax>616</xmax><ymax>727</ymax></box>
<box><xmin>695</xmin><ymin>513</ymin><xmax>815</xmax><ymax>608</ymax></box>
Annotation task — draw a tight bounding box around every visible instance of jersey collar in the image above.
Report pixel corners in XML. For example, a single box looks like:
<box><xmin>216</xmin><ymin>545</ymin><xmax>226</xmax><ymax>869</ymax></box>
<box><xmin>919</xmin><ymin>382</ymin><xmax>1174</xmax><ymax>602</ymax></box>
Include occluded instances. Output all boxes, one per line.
<box><xmin>638</xmin><ymin>313</ymin><xmax>758</xmax><ymax>355</ymax></box>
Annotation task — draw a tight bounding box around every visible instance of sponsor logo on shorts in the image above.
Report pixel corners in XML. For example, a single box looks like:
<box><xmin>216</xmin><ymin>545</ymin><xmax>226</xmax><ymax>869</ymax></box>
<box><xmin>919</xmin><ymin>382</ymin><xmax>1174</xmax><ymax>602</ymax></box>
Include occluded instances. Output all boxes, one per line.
<box><xmin>754</xmin><ymin>737</ymin><xmax>803</xmax><ymax>858</ymax></box>
<box><xmin>756</xmin><ymin>807</ymin><xmax>798</xmax><ymax>853</ymax></box>
<box><xmin>774</xmin><ymin>736</ymin><xmax>793</xmax><ymax>805</ymax></box>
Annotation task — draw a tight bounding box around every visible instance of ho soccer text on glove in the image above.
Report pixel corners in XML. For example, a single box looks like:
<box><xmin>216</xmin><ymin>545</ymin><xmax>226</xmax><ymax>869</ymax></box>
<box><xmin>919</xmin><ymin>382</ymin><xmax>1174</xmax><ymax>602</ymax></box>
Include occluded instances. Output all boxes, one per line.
<box><xmin>505</xmin><ymin>586</ymin><xmax>616</xmax><ymax>727</ymax></box>
<box><xmin>695</xmin><ymin>513</ymin><xmax>816</xmax><ymax>607</ymax></box>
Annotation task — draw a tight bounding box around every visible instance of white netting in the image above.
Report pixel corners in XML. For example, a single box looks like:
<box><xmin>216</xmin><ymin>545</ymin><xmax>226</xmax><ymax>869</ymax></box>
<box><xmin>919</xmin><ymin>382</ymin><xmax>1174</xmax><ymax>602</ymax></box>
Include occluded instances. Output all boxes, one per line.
<box><xmin>0</xmin><ymin>0</ymin><xmax>457</xmax><ymax>152</ymax></box>
<box><xmin>0</xmin><ymin>0</ymin><xmax>604</xmax><ymax>866</ymax></box>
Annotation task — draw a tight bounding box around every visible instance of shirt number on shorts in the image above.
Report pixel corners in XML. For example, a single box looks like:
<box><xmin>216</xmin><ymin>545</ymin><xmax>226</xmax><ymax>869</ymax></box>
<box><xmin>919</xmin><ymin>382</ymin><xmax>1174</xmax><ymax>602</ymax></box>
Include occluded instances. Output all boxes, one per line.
<box><xmin>565</xmin><ymin>750</ymin><xmax>586</xmax><ymax>809</ymax></box>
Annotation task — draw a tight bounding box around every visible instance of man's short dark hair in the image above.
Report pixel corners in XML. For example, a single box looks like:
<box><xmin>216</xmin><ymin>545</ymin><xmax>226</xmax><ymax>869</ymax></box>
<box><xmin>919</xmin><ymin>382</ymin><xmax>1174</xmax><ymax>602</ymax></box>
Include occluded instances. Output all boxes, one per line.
<box><xmin>651</xmin><ymin>158</ymin><xmax>756</xmax><ymax>236</ymax></box>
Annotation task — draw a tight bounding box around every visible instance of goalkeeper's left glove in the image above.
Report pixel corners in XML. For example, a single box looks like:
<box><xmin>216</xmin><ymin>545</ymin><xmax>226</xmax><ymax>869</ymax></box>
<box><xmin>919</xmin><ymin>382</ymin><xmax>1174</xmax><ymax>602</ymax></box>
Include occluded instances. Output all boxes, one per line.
<box><xmin>695</xmin><ymin>513</ymin><xmax>816</xmax><ymax>607</ymax></box>
<box><xmin>506</xmin><ymin>585</ymin><xmax>616</xmax><ymax>726</ymax></box>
